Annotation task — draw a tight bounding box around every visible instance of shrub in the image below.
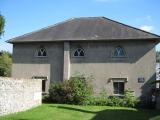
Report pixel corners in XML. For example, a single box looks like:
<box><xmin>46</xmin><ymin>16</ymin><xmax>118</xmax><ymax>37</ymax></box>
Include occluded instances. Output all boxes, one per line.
<box><xmin>69</xmin><ymin>75</ymin><xmax>93</xmax><ymax>104</ymax></box>
<box><xmin>48</xmin><ymin>75</ymin><xmax>138</xmax><ymax>108</ymax></box>
<box><xmin>83</xmin><ymin>89</ymin><xmax>109</xmax><ymax>106</ymax></box>
<box><xmin>48</xmin><ymin>75</ymin><xmax>93</xmax><ymax>105</ymax></box>
<box><xmin>0</xmin><ymin>51</ymin><xmax>12</xmax><ymax>77</ymax></box>
<box><xmin>49</xmin><ymin>81</ymin><xmax>73</xmax><ymax>104</ymax></box>
<box><xmin>83</xmin><ymin>90</ymin><xmax>138</xmax><ymax>107</ymax></box>
<box><xmin>107</xmin><ymin>96</ymin><xmax>124</xmax><ymax>107</ymax></box>
<box><xmin>123</xmin><ymin>90</ymin><xmax>138</xmax><ymax>107</ymax></box>
<box><xmin>42</xmin><ymin>94</ymin><xmax>50</xmax><ymax>103</ymax></box>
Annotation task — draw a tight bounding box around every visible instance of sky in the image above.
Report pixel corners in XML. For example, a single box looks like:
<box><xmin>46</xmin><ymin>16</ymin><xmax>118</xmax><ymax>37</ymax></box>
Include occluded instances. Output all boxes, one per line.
<box><xmin>0</xmin><ymin>0</ymin><xmax>160</xmax><ymax>53</ymax></box>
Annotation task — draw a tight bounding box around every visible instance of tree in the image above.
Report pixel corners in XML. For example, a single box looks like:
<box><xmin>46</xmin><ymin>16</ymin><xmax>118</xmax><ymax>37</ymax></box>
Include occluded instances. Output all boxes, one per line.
<box><xmin>0</xmin><ymin>51</ymin><xmax>12</xmax><ymax>77</ymax></box>
<box><xmin>0</xmin><ymin>14</ymin><xmax>5</xmax><ymax>37</ymax></box>
<box><xmin>156</xmin><ymin>51</ymin><xmax>160</xmax><ymax>63</ymax></box>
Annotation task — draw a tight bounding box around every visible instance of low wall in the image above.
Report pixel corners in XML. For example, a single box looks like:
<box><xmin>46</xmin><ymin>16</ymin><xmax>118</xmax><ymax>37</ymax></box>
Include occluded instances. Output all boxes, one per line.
<box><xmin>0</xmin><ymin>77</ymin><xmax>42</xmax><ymax>116</ymax></box>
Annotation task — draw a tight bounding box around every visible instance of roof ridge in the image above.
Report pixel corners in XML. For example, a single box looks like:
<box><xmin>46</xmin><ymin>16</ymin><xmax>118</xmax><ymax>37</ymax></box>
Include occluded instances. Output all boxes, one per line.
<box><xmin>72</xmin><ymin>16</ymin><xmax>104</xmax><ymax>19</ymax></box>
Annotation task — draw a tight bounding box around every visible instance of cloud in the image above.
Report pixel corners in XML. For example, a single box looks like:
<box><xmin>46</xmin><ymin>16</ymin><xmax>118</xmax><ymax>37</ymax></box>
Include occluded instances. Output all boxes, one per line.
<box><xmin>140</xmin><ymin>25</ymin><xmax>154</xmax><ymax>32</ymax></box>
<box><xmin>135</xmin><ymin>15</ymin><xmax>152</xmax><ymax>23</ymax></box>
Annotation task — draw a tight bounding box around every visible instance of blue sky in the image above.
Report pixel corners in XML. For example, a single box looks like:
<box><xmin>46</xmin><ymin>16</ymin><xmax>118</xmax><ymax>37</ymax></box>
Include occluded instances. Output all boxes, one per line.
<box><xmin>0</xmin><ymin>0</ymin><xmax>160</xmax><ymax>52</ymax></box>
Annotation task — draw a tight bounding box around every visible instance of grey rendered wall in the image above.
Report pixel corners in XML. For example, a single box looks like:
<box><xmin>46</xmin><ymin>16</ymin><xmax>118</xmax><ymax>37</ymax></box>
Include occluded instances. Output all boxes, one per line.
<box><xmin>12</xmin><ymin>42</ymin><xmax>64</xmax><ymax>92</ymax></box>
<box><xmin>0</xmin><ymin>77</ymin><xmax>42</xmax><ymax>116</ymax></box>
<box><xmin>70</xmin><ymin>41</ymin><xmax>156</xmax><ymax>97</ymax></box>
<box><xmin>12</xmin><ymin>40</ymin><xmax>156</xmax><ymax>98</ymax></box>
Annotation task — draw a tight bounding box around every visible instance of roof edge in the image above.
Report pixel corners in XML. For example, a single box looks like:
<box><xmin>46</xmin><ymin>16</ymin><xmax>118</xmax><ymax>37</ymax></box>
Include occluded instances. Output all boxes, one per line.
<box><xmin>8</xmin><ymin>38</ymin><xmax>160</xmax><ymax>44</ymax></box>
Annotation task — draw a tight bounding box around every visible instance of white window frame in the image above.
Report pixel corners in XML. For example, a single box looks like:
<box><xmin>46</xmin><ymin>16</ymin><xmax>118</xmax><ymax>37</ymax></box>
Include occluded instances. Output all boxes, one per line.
<box><xmin>35</xmin><ymin>47</ymin><xmax>47</xmax><ymax>57</ymax></box>
<box><xmin>73</xmin><ymin>48</ymin><xmax>85</xmax><ymax>57</ymax></box>
<box><xmin>113</xmin><ymin>81</ymin><xmax>125</xmax><ymax>96</ymax></box>
<box><xmin>109</xmin><ymin>78</ymin><xmax>127</xmax><ymax>96</ymax></box>
<box><xmin>113</xmin><ymin>46</ymin><xmax>126</xmax><ymax>58</ymax></box>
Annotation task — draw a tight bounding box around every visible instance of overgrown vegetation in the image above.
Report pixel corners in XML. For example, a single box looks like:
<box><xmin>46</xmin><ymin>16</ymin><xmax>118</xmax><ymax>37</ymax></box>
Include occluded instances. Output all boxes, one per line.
<box><xmin>0</xmin><ymin>51</ymin><xmax>12</xmax><ymax>77</ymax></box>
<box><xmin>156</xmin><ymin>51</ymin><xmax>160</xmax><ymax>62</ymax></box>
<box><xmin>48</xmin><ymin>75</ymin><xmax>93</xmax><ymax>105</ymax></box>
<box><xmin>44</xmin><ymin>75</ymin><xmax>138</xmax><ymax>108</ymax></box>
<box><xmin>84</xmin><ymin>90</ymin><xmax>138</xmax><ymax>107</ymax></box>
<box><xmin>0</xmin><ymin>14</ymin><xmax>5</xmax><ymax>37</ymax></box>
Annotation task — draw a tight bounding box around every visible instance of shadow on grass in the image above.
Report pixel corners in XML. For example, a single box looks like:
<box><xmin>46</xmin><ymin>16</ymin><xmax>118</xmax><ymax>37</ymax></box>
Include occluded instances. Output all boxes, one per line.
<box><xmin>50</xmin><ymin>105</ymin><xmax>160</xmax><ymax>120</ymax></box>
<box><xmin>17</xmin><ymin>119</ymin><xmax>29</xmax><ymax>120</ymax></box>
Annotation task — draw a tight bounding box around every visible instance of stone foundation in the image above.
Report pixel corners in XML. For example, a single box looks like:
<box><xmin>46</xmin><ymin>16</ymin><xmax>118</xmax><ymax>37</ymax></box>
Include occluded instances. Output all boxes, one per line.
<box><xmin>0</xmin><ymin>77</ymin><xmax>42</xmax><ymax>116</ymax></box>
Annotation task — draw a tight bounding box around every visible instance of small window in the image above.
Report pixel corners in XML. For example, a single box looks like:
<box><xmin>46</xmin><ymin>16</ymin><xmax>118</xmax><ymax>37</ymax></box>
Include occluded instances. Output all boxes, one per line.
<box><xmin>113</xmin><ymin>46</ymin><xmax>126</xmax><ymax>57</ymax></box>
<box><xmin>74</xmin><ymin>48</ymin><xmax>85</xmax><ymax>57</ymax></box>
<box><xmin>37</xmin><ymin>47</ymin><xmax>47</xmax><ymax>57</ymax></box>
<box><xmin>113</xmin><ymin>82</ymin><xmax>124</xmax><ymax>95</ymax></box>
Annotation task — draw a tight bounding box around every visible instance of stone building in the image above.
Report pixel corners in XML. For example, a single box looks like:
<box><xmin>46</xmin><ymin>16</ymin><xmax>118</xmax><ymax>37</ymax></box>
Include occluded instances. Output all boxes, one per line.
<box><xmin>8</xmin><ymin>17</ymin><xmax>160</xmax><ymax>98</ymax></box>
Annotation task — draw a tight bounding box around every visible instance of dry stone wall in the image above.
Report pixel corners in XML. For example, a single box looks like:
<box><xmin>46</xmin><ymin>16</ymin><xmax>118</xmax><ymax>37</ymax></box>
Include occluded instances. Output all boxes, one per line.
<box><xmin>0</xmin><ymin>77</ymin><xmax>42</xmax><ymax>116</ymax></box>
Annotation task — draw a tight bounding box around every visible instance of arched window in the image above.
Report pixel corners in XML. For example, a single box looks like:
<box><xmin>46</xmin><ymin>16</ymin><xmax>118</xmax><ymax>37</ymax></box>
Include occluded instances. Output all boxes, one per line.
<box><xmin>74</xmin><ymin>48</ymin><xmax>85</xmax><ymax>57</ymax></box>
<box><xmin>114</xmin><ymin>46</ymin><xmax>126</xmax><ymax>57</ymax></box>
<box><xmin>37</xmin><ymin>47</ymin><xmax>47</xmax><ymax>57</ymax></box>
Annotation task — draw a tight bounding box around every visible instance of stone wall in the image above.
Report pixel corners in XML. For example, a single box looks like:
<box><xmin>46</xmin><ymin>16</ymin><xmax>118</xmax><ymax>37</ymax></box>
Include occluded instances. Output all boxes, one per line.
<box><xmin>0</xmin><ymin>77</ymin><xmax>42</xmax><ymax>116</ymax></box>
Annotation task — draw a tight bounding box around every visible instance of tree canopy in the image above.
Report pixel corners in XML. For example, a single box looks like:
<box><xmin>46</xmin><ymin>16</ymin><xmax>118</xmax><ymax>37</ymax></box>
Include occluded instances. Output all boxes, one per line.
<box><xmin>156</xmin><ymin>51</ymin><xmax>160</xmax><ymax>63</ymax></box>
<box><xmin>0</xmin><ymin>14</ymin><xmax>5</xmax><ymax>37</ymax></box>
<box><xmin>0</xmin><ymin>51</ymin><xmax>12</xmax><ymax>77</ymax></box>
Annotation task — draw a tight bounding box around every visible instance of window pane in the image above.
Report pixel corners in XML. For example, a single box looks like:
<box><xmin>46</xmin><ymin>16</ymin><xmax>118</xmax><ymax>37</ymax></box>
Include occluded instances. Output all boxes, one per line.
<box><xmin>113</xmin><ymin>82</ymin><xmax>124</xmax><ymax>94</ymax></box>
<box><xmin>114</xmin><ymin>46</ymin><xmax>125</xmax><ymax>57</ymax></box>
<box><xmin>74</xmin><ymin>48</ymin><xmax>84</xmax><ymax>57</ymax></box>
<box><xmin>37</xmin><ymin>47</ymin><xmax>47</xmax><ymax>57</ymax></box>
<box><xmin>74</xmin><ymin>51</ymin><xmax>78</xmax><ymax>56</ymax></box>
<box><xmin>80</xmin><ymin>51</ymin><xmax>84</xmax><ymax>56</ymax></box>
<box><xmin>42</xmin><ymin>80</ymin><xmax>46</xmax><ymax>92</ymax></box>
<box><xmin>119</xmin><ymin>82</ymin><xmax>124</xmax><ymax>94</ymax></box>
<box><xmin>43</xmin><ymin>51</ymin><xmax>47</xmax><ymax>56</ymax></box>
<box><xmin>118</xmin><ymin>48</ymin><xmax>124</xmax><ymax>56</ymax></box>
<box><xmin>38</xmin><ymin>51</ymin><xmax>41</xmax><ymax>56</ymax></box>
<box><xmin>113</xmin><ymin>82</ymin><xmax>118</xmax><ymax>94</ymax></box>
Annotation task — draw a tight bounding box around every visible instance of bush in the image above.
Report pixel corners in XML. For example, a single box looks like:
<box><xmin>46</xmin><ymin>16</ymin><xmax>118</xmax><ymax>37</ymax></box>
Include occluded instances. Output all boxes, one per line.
<box><xmin>0</xmin><ymin>51</ymin><xmax>12</xmax><ymax>77</ymax></box>
<box><xmin>123</xmin><ymin>90</ymin><xmax>138</xmax><ymax>107</ymax></box>
<box><xmin>49</xmin><ymin>81</ymin><xmax>72</xmax><ymax>104</ymax></box>
<box><xmin>83</xmin><ymin>90</ymin><xmax>138</xmax><ymax>107</ymax></box>
<box><xmin>48</xmin><ymin>75</ymin><xmax>93</xmax><ymax>105</ymax></box>
<box><xmin>48</xmin><ymin>75</ymin><xmax>138</xmax><ymax>107</ymax></box>
<box><xmin>107</xmin><ymin>96</ymin><xmax>124</xmax><ymax>107</ymax></box>
<box><xmin>42</xmin><ymin>94</ymin><xmax>50</xmax><ymax>103</ymax></box>
<box><xmin>69</xmin><ymin>76</ymin><xmax>93</xmax><ymax>104</ymax></box>
<box><xmin>84</xmin><ymin>89</ymin><xmax>109</xmax><ymax>106</ymax></box>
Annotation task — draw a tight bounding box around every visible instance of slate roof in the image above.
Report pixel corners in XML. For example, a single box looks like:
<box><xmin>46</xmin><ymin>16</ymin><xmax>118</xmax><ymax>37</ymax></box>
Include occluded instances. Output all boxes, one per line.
<box><xmin>8</xmin><ymin>17</ymin><xmax>160</xmax><ymax>43</ymax></box>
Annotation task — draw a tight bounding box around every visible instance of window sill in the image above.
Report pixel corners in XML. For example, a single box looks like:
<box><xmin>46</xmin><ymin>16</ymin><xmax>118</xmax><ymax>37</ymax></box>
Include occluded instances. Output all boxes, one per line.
<box><xmin>112</xmin><ymin>56</ymin><xmax>127</xmax><ymax>58</ymax></box>
<box><xmin>113</xmin><ymin>94</ymin><xmax>124</xmax><ymax>97</ymax></box>
<box><xmin>72</xmin><ymin>56</ymin><xmax>85</xmax><ymax>58</ymax></box>
<box><xmin>35</xmin><ymin>56</ymin><xmax>48</xmax><ymax>58</ymax></box>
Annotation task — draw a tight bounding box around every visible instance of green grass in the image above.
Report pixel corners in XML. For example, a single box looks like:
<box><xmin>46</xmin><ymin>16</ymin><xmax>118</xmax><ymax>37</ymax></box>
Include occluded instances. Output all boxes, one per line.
<box><xmin>0</xmin><ymin>104</ymin><xmax>160</xmax><ymax>120</ymax></box>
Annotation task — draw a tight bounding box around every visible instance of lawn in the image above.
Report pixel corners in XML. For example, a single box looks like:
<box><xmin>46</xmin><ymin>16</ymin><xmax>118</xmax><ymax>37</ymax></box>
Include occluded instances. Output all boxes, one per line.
<box><xmin>0</xmin><ymin>104</ymin><xmax>160</xmax><ymax>120</ymax></box>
